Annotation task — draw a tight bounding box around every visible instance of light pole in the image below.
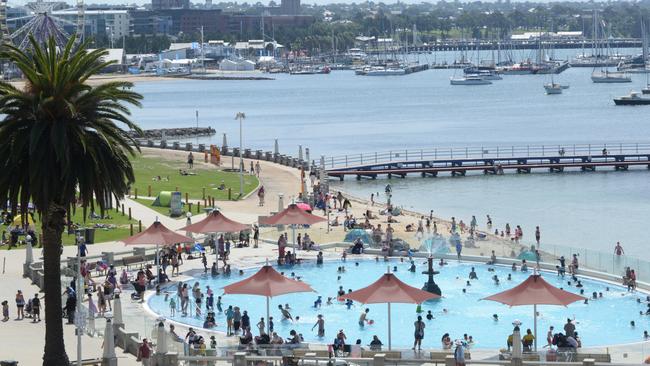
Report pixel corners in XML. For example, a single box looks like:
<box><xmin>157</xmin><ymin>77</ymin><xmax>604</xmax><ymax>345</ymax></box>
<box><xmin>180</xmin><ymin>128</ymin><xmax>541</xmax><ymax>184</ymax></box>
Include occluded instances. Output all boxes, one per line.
<box><xmin>76</xmin><ymin>236</ymin><xmax>83</xmax><ymax>366</ymax></box>
<box><xmin>235</xmin><ymin>112</ymin><xmax>245</xmax><ymax>196</ymax></box>
<box><xmin>195</xmin><ymin>110</ymin><xmax>199</xmax><ymax>145</ymax></box>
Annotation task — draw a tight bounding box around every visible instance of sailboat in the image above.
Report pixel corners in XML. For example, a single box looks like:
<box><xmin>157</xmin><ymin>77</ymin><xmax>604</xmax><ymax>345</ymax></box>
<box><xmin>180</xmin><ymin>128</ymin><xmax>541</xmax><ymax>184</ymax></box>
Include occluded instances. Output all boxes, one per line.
<box><xmin>591</xmin><ymin>12</ymin><xmax>632</xmax><ymax>83</ymax></box>
<box><xmin>544</xmin><ymin>74</ymin><xmax>568</xmax><ymax>94</ymax></box>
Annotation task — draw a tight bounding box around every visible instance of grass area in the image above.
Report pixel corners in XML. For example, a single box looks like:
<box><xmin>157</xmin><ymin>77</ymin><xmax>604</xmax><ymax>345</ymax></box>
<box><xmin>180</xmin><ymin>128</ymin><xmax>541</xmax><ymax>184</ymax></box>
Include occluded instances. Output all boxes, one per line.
<box><xmin>133</xmin><ymin>197</ymin><xmax>180</xmax><ymax>218</ymax></box>
<box><xmin>1</xmin><ymin>205</ymin><xmax>138</xmax><ymax>248</ymax></box>
<box><xmin>130</xmin><ymin>154</ymin><xmax>259</xmax><ymax>201</ymax></box>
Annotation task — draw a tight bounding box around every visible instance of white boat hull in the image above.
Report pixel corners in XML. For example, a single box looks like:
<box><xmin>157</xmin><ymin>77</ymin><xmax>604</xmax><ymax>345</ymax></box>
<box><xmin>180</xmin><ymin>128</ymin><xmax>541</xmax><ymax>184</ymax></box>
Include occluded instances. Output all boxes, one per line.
<box><xmin>450</xmin><ymin>78</ymin><xmax>492</xmax><ymax>85</ymax></box>
<box><xmin>365</xmin><ymin>69</ymin><xmax>406</xmax><ymax>76</ymax></box>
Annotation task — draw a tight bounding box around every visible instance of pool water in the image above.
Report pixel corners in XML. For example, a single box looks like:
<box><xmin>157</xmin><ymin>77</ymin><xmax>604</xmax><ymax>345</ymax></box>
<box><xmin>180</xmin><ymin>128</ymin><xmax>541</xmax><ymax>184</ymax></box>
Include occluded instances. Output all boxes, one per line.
<box><xmin>147</xmin><ymin>260</ymin><xmax>647</xmax><ymax>349</ymax></box>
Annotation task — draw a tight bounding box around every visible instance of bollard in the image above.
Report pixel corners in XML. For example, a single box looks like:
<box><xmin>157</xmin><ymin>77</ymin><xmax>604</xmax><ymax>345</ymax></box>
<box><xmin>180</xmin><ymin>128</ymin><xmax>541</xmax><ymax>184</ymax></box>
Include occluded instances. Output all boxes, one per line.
<box><xmin>202</xmin><ymin>187</ymin><xmax>206</xmax><ymax>200</ymax></box>
<box><xmin>130</xmin><ymin>223</ymin><xmax>133</xmax><ymax>236</ymax></box>
<box><xmin>444</xmin><ymin>355</ymin><xmax>455</xmax><ymax>366</ymax></box>
<box><xmin>185</xmin><ymin>193</ymin><xmax>188</xmax><ymax>204</ymax></box>
<box><xmin>128</xmin><ymin>207</ymin><xmax>132</xmax><ymax>220</ymax></box>
<box><xmin>148</xmin><ymin>185</ymin><xmax>151</xmax><ymax>197</ymax></box>
<box><xmin>175</xmin><ymin>186</ymin><xmax>178</xmax><ymax>192</ymax></box>
<box><xmin>228</xmin><ymin>188</ymin><xmax>232</xmax><ymax>200</ymax></box>
<box><xmin>121</xmin><ymin>204</ymin><xmax>125</xmax><ymax>216</ymax></box>
<box><xmin>197</xmin><ymin>201</ymin><xmax>201</xmax><ymax>213</ymax></box>
<box><xmin>373</xmin><ymin>354</ymin><xmax>386</xmax><ymax>366</ymax></box>
<box><xmin>138</xmin><ymin>220</ymin><xmax>142</xmax><ymax>233</ymax></box>
<box><xmin>203</xmin><ymin>198</ymin><xmax>207</xmax><ymax>207</ymax></box>
<box><xmin>212</xmin><ymin>197</ymin><xmax>215</xmax><ymax>206</ymax></box>
<box><xmin>188</xmin><ymin>203</ymin><xmax>193</xmax><ymax>212</ymax></box>
<box><xmin>134</xmin><ymin>188</ymin><xmax>138</xmax><ymax>199</ymax></box>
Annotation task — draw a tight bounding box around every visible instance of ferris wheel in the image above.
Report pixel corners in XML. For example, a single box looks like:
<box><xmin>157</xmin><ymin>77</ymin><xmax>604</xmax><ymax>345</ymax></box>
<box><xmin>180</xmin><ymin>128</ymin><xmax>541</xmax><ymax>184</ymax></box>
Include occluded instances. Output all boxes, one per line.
<box><xmin>0</xmin><ymin>0</ymin><xmax>85</xmax><ymax>50</ymax></box>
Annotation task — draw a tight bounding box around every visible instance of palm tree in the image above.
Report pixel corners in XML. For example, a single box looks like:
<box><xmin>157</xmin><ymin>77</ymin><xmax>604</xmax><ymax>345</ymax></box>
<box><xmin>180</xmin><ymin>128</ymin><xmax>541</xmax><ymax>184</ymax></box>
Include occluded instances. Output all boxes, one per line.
<box><xmin>0</xmin><ymin>36</ymin><xmax>142</xmax><ymax>366</ymax></box>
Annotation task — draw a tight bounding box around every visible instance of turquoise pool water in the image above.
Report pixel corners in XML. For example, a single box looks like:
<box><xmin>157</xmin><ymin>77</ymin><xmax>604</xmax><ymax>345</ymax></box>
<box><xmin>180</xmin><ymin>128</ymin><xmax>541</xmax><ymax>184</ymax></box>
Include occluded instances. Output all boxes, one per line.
<box><xmin>147</xmin><ymin>260</ymin><xmax>647</xmax><ymax>349</ymax></box>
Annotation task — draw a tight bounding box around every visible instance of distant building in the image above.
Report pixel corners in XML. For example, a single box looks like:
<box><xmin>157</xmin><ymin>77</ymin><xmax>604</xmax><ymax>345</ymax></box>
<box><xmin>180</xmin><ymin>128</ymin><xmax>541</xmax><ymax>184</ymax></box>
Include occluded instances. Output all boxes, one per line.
<box><xmin>87</xmin><ymin>48</ymin><xmax>126</xmax><ymax>73</ymax></box>
<box><xmin>53</xmin><ymin>9</ymin><xmax>131</xmax><ymax>39</ymax></box>
<box><xmin>264</xmin><ymin>0</ymin><xmax>301</xmax><ymax>15</ymax></box>
<box><xmin>151</xmin><ymin>0</ymin><xmax>189</xmax><ymax>11</ymax></box>
<box><xmin>128</xmin><ymin>8</ymin><xmax>313</xmax><ymax>37</ymax></box>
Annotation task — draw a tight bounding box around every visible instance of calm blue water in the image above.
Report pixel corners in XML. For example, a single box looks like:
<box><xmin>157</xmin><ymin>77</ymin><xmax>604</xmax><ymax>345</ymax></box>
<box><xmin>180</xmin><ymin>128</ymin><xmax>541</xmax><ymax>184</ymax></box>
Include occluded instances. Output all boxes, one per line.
<box><xmin>131</xmin><ymin>48</ymin><xmax>650</xmax><ymax>258</ymax></box>
<box><xmin>147</xmin><ymin>260</ymin><xmax>646</xmax><ymax>348</ymax></box>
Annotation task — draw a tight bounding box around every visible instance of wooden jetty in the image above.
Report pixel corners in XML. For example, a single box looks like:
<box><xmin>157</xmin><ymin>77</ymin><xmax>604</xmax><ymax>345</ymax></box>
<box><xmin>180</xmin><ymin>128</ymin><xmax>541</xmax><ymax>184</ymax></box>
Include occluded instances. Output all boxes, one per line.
<box><xmin>323</xmin><ymin>143</ymin><xmax>650</xmax><ymax>180</ymax></box>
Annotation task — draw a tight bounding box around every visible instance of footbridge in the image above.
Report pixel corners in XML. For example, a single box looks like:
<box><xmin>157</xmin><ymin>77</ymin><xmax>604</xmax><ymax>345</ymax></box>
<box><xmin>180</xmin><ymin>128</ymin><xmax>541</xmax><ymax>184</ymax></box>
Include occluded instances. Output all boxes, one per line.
<box><xmin>323</xmin><ymin>143</ymin><xmax>650</xmax><ymax>180</ymax></box>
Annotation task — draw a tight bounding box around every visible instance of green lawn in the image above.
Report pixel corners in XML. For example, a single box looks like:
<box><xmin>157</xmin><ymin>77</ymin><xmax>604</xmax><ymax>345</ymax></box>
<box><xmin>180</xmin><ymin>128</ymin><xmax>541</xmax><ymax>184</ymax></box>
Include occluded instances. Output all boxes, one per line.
<box><xmin>130</xmin><ymin>154</ymin><xmax>259</xmax><ymax>201</ymax></box>
<box><xmin>1</xmin><ymin>205</ymin><xmax>138</xmax><ymax>248</ymax></box>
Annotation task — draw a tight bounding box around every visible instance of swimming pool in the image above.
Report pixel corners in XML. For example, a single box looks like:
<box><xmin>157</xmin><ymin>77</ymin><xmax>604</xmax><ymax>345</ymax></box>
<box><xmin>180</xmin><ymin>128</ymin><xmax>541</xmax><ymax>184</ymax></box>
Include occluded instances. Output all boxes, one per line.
<box><xmin>147</xmin><ymin>259</ymin><xmax>647</xmax><ymax>349</ymax></box>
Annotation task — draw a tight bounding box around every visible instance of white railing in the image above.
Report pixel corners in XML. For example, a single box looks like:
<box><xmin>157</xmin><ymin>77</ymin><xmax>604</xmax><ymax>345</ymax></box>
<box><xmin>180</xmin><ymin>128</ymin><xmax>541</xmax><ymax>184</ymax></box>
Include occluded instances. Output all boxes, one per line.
<box><xmin>324</xmin><ymin>143</ymin><xmax>650</xmax><ymax>170</ymax></box>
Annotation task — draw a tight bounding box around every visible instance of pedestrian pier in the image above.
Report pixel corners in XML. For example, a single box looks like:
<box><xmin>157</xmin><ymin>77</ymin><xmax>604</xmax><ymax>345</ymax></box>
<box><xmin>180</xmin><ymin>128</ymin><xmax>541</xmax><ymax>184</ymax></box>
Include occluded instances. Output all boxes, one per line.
<box><xmin>323</xmin><ymin>143</ymin><xmax>650</xmax><ymax>180</ymax></box>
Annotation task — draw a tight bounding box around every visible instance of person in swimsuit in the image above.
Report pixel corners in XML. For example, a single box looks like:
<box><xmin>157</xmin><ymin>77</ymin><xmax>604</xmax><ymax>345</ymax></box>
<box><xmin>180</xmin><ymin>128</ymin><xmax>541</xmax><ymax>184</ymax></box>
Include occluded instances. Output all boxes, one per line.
<box><xmin>312</xmin><ymin>314</ymin><xmax>325</xmax><ymax>337</ymax></box>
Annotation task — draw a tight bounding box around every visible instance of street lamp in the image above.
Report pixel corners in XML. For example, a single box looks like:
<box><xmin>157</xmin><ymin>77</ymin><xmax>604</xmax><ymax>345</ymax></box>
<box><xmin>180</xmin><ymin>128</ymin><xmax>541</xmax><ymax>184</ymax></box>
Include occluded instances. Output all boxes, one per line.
<box><xmin>235</xmin><ymin>112</ymin><xmax>245</xmax><ymax>196</ymax></box>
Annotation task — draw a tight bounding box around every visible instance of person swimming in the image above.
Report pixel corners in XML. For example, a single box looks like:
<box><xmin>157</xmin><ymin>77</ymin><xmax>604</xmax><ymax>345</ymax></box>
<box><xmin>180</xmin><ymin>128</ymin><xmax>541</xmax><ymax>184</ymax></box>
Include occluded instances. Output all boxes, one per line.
<box><xmin>409</xmin><ymin>261</ymin><xmax>416</xmax><ymax>272</ymax></box>
<box><xmin>314</xmin><ymin>296</ymin><xmax>322</xmax><ymax>308</ymax></box>
<box><xmin>426</xmin><ymin>310</ymin><xmax>434</xmax><ymax>320</ymax></box>
<box><xmin>278</xmin><ymin>304</ymin><xmax>293</xmax><ymax>321</ymax></box>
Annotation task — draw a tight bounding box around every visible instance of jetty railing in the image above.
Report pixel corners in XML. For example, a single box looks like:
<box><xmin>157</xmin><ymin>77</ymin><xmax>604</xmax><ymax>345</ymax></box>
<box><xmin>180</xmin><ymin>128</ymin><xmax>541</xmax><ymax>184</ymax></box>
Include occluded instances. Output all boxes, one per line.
<box><xmin>324</xmin><ymin>142</ymin><xmax>650</xmax><ymax>170</ymax></box>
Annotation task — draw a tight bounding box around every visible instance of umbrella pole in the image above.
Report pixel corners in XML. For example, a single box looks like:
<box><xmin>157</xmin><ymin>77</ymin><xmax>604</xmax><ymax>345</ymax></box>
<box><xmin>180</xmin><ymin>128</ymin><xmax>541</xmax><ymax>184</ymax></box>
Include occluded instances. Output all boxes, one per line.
<box><xmin>388</xmin><ymin>302</ymin><xmax>392</xmax><ymax>350</ymax></box>
<box><xmin>156</xmin><ymin>243</ymin><xmax>160</xmax><ymax>282</ymax></box>
<box><xmin>292</xmin><ymin>225</ymin><xmax>296</xmax><ymax>253</ymax></box>
<box><xmin>533</xmin><ymin>304</ymin><xmax>537</xmax><ymax>352</ymax></box>
<box><xmin>266</xmin><ymin>296</ymin><xmax>270</xmax><ymax>336</ymax></box>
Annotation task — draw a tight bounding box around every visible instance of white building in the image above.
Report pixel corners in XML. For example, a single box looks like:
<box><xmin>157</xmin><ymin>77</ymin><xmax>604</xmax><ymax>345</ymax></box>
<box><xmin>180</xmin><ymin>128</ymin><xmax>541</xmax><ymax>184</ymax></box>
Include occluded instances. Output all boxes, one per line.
<box><xmin>53</xmin><ymin>9</ymin><xmax>130</xmax><ymax>39</ymax></box>
<box><xmin>219</xmin><ymin>58</ymin><xmax>255</xmax><ymax>71</ymax></box>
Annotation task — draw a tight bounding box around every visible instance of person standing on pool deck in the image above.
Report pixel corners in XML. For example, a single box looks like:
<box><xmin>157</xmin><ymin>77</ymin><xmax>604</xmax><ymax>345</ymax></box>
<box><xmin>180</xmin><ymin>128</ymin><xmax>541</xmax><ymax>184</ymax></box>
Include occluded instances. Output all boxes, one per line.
<box><xmin>312</xmin><ymin>314</ymin><xmax>325</xmax><ymax>337</ymax></box>
<box><xmin>413</xmin><ymin>315</ymin><xmax>425</xmax><ymax>351</ymax></box>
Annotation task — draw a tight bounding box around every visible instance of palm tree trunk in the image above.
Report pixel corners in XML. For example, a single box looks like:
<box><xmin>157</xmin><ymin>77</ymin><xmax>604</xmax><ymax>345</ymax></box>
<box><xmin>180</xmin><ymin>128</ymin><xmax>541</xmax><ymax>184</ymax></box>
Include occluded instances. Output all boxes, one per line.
<box><xmin>42</xmin><ymin>203</ymin><xmax>70</xmax><ymax>366</ymax></box>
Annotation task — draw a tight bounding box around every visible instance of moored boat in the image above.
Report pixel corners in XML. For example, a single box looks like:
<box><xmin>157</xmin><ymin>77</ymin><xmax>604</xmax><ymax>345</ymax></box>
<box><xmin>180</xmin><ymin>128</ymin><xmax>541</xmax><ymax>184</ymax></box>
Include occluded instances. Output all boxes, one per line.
<box><xmin>450</xmin><ymin>75</ymin><xmax>492</xmax><ymax>85</ymax></box>
<box><xmin>613</xmin><ymin>91</ymin><xmax>650</xmax><ymax>105</ymax></box>
<box><xmin>591</xmin><ymin>70</ymin><xmax>631</xmax><ymax>83</ymax></box>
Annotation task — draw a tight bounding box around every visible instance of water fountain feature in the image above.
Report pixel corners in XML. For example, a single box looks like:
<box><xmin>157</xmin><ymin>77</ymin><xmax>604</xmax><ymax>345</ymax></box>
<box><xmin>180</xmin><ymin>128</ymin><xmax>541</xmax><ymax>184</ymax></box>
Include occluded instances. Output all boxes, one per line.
<box><xmin>421</xmin><ymin>236</ymin><xmax>442</xmax><ymax>296</ymax></box>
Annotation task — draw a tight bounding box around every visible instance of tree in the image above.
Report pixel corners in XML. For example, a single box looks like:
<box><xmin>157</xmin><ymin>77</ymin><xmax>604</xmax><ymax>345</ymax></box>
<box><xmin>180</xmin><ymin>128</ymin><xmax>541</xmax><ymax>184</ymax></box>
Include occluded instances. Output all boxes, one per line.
<box><xmin>0</xmin><ymin>36</ymin><xmax>142</xmax><ymax>366</ymax></box>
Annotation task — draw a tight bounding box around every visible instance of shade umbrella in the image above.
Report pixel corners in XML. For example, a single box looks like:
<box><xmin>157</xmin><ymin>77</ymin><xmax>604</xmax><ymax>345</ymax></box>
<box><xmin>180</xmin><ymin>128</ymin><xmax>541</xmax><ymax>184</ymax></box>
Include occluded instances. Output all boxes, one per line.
<box><xmin>180</xmin><ymin>209</ymin><xmax>249</xmax><ymax>268</ymax></box>
<box><xmin>482</xmin><ymin>273</ymin><xmax>585</xmax><ymax>351</ymax></box>
<box><xmin>223</xmin><ymin>264</ymin><xmax>314</xmax><ymax>336</ymax></box>
<box><xmin>344</xmin><ymin>271</ymin><xmax>440</xmax><ymax>350</ymax></box>
<box><xmin>260</xmin><ymin>203</ymin><xmax>325</xmax><ymax>252</ymax></box>
<box><xmin>181</xmin><ymin>210</ymin><xmax>249</xmax><ymax>234</ymax></box>
<box><xmin>295</xmin><ymin>202</ymin><xmax>312</xmax><ymax>211</ymax></box>
<box><xmin>122</xmin><ymin>220</ymin><xmax>193</xmax><ymax>279</ymax></box>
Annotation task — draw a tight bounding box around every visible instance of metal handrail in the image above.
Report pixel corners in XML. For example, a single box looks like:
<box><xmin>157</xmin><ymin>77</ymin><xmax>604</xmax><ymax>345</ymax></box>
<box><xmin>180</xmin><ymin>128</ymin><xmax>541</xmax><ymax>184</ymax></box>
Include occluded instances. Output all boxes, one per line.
<box><xmin>324</xmin><ymin>143</ymin><xmax>650</xmax><ymax>170</ymax></box>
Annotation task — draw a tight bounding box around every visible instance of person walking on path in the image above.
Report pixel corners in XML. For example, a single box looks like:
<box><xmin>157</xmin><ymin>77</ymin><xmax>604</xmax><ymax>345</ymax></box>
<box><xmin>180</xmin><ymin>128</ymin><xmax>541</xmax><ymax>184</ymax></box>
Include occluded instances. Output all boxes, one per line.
<box><xmin>535</xmin><ymin>226</ymin><xmax>541</xmax><ymax>247</ymax></box>
<box><xmin>187</xmin><ymin>152</ymin><xmax>194</xmax><ymax>169</ymax></box>
<box><xmin>257</xmin><ymin>186</ymin><xmax>265</xmax><ymax>206</ymax></box>
<box><xmin>413</xmin><ymin>315</ymin><xmax>425</xmax><ymax>351</ymax></box>
<box><xmin>255</xmin><ymin>161</ymin><xmax>261</xmax><ymax>177</ymax></box>
<box><xmin>15</xmin><ymin>290</ymin><xmax>24</xmax><ymax>320</ymax></box>
<box><xmin>137</xmin><ymin>338</ymin><xmax>152</xmax><ymax>365</ymax></box>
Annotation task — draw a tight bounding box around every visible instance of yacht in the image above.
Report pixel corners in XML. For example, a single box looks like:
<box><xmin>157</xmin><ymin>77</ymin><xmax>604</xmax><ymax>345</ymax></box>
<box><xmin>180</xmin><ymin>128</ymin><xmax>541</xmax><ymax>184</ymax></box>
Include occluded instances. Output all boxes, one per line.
<box><xmin>364</xmin><ymin>67</ymin><xmax>406</xmax><ymax>76</ymax></box>
<box><xmin>591</xmin><ymin>70</ymin><xmax>631</xmax><ymax>83</ymax></box>
<box><xmin>544</xmin><ymin>83</ymin><xmax>563</xmax><ymax>94</ymax></box>
<box><xmin>613</xmin><ymin>91</ymin><xmax>650</xmax><ymax>105</ymax></box>
<box><xmin>450</xmin><ymin>75</ymin><xmax>492</xmax><ymax>85</ymax></box>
